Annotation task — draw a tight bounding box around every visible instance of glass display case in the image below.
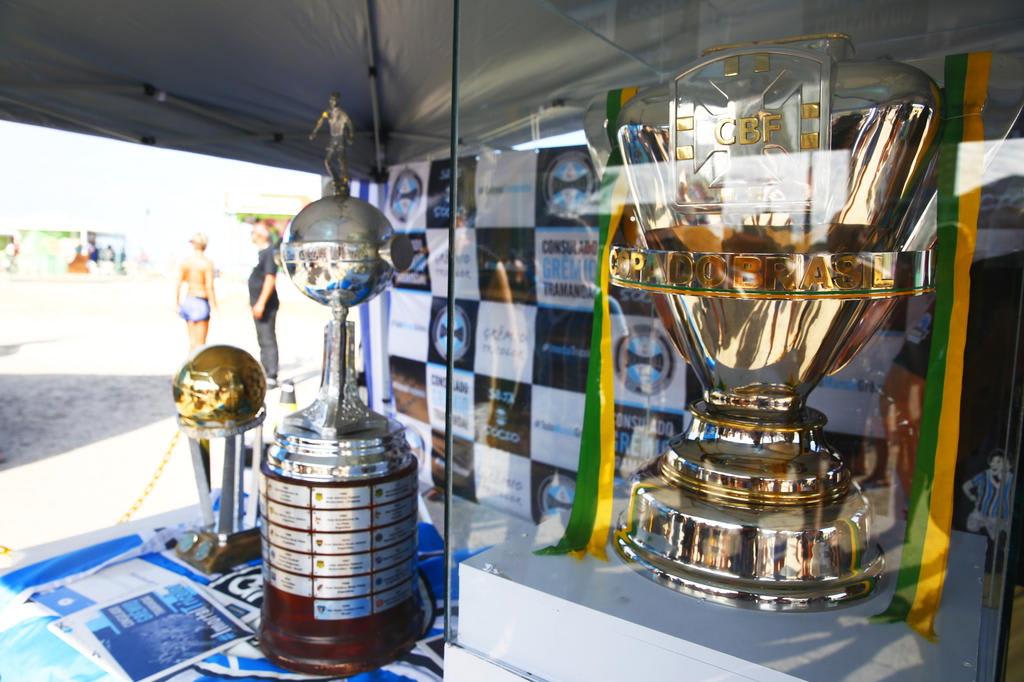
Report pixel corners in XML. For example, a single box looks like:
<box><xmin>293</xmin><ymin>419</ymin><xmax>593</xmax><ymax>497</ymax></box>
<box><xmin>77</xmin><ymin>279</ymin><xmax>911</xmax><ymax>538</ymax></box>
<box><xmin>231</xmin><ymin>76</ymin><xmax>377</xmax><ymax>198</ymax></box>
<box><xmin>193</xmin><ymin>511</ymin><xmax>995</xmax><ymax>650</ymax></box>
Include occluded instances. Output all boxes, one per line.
<box><xmin>390</xmin><ymin>2</ymin><xmax>1024</xmax><ymax>679</ymax></box>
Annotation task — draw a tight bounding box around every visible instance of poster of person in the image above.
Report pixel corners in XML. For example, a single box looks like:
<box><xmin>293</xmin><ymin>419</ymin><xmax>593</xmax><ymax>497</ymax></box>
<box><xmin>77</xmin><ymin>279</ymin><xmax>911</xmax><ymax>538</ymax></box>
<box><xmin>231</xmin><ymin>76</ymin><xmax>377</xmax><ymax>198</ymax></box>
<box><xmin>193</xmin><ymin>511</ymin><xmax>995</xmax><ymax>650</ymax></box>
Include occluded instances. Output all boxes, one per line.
<box><xmin>962</xmin><ymin>449</ymin><xmax>1015</xmax><ymax>543</ymax></box>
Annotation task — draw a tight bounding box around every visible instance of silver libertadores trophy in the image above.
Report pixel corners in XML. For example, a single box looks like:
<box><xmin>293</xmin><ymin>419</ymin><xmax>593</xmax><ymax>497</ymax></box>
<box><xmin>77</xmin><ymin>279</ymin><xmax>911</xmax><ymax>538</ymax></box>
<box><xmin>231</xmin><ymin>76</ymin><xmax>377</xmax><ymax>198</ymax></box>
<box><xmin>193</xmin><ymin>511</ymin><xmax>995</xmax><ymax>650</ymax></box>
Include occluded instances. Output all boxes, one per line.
<box><xmin>610</xmin><ymin>34</ymin><xmax>940</xmax><ymax>609</ymax></box>
<box><xmin>258</xmin><ymin>97</ymin><xmax>417</xmax><ymax>675</ymax></box>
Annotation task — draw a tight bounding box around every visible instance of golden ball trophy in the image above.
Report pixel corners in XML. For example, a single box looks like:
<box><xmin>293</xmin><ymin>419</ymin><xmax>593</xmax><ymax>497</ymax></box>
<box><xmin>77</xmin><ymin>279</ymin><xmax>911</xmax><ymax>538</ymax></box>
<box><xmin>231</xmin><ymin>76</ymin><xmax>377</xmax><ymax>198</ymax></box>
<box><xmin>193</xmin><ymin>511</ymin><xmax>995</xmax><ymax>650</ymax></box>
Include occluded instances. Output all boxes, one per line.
<box><xmin>611</xmin><ymin>34</ymin><xmax>940</xmax><ymax>609</ymax></box>
<box><xmin>172</xmin><ymin>345</ymin><xmax>266</xmax><ymax>573</ymax></box>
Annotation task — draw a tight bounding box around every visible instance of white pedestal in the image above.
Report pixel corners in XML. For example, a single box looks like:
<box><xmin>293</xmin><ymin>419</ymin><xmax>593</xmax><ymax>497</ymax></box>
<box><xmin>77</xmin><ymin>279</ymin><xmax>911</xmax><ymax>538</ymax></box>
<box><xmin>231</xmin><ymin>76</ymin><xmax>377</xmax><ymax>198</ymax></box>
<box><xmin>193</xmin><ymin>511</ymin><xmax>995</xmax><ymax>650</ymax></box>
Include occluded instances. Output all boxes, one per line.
<box><xmin>447</xmin><ymin>518</ymin><xmax>986</xmax><ymax>682</ymax></box>
<box><xmin>445</xmin><ymin>643</ymin><xmax>532</xmax><ymax>682</ymax></box>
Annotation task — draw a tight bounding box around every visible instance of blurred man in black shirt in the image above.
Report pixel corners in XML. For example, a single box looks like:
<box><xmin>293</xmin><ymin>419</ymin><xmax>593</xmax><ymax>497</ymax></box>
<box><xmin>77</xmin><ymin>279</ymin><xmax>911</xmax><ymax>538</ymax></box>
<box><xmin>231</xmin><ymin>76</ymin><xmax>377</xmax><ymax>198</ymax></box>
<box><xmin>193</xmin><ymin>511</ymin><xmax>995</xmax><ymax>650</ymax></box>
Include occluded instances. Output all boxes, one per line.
<box><xmin>249</xmin><ymin>222</ymin><xmax>280</xmax><ymax>388</ymax></box>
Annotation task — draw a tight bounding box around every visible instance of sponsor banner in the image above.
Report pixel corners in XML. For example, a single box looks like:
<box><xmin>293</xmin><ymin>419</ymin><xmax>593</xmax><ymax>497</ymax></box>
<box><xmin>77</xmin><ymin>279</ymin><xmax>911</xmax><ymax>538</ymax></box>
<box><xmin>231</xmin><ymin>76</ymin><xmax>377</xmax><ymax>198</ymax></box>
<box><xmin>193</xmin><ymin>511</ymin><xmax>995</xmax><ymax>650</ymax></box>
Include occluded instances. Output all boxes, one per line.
<box><xmin>385</xmin><ymin>146</ymin><xmax>704</xmax><ymax>524</ymax></box>
<box><xmin>614</xmin><ymin>404</ymin><xmax>686</xmax><ymax>477</ymax></box>
<box><xmin>474</xmin><ymin>150</ymin><xmax>537</xmax><ymax>228</ymax></box>
<box><xmin>535</xmin><ymin>146</ymin><xmax>599</xmax><ymax>227</ymax></box>
<box><xmin>392</xmin><ymin>231</ymin><xmax>431</xmax><ymax>291</ymax></box>
<box><xmin>609</xmin><ymin>281</ymin><xmax>657</xmax><ymax>317</ymax></box>
<box><xmin>388</xmin><ymin>356</ymin><xmax>428</xmax><ymax>424</ymax></box>
<box><xmin>811</xmin><ymin>331</ymin><xmax>905</xmax><ymax>436</ymax></box>
<box><xmin>427</xmin><ymin>297</ymin><xmax>478</xmax><ymax>371</ymax></box>
<box><xmin>384</xmin><ymin>161</ymin><xmax>429</xmax><ymax>232</ymax></box>
<box><xmin>431</xmin><ymin>431</ymin><xmax>476</xmax><ymax>502</ymax></box>
<box><xmin>530</xmin><ymin>462</ymin><xmax>577</xmax><ymax>523</ymax></box>
<box><xmin>533</xmin><ymin>307</ymin><xmax>593</xmax><ymax>393</ymax></box>
<box><xmin>535</xmin><ymin>227</ymin><xmax>599</xmax><ymax>310</ymax></box>
<box><xmin>476</xmin><ymin>228</ymin><xmax>537</xmax><ymax>304</ymax></box>
<box><xmin>426</xmin><ymin>362</ymin><xmax>475</xmax><ymax>441</ymax></box>
<box><xmin>427</xmin><ymin>228</ymin><xmax>480</xmax><ymax>299</ymax></box>
<box><xmin>388</xmin><ymin>289</ymin><xmax>431</xmax><ymax>362</ymax></box>
<box><xmin>612</xmin><ymin>315</ymin><xmax>686</xmax><ymax>412</ymax></box>
<box><xmin>474</xmin><ymin>377</ymin><xmax>531</xmax><ymax>457</ymax></box>
<box><xmin>474</xmin><ymin>301</ymin><xmax>537</xmax><ymax>384</ymax></box>
<box><xmin>472</xmin><ymin>444</ymin><xmax>533</xmax><ymax>519</ymax></box>
<box><xmin>529</xmin><ymin>385</ymin><xmax>585</xmax><ymax>471</ymax></box>
<box><xmin>392</xmin><ymin>412</ymin><xmax>433</xmax><ymax>487</ymax></box>
<box><xmin>427</xmin><ymin>157</ymin><xmax>477</xmax><ymax>228</ymax></box>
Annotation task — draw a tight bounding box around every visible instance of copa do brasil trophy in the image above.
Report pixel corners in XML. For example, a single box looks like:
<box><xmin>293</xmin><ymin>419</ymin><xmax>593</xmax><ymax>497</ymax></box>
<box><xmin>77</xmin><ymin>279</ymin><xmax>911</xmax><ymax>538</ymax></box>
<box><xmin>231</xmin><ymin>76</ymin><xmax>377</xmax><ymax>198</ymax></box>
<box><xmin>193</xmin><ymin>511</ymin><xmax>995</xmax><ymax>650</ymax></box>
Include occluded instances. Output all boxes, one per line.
<box><xmin>258</xmin><ymin>104</ymin><xmax>417</xmax><ymax>674</ymax></box>
<box><xmin>609</xmin><ymin>34</ymin><xmax>940</xmax><ymax>609</ymax></box>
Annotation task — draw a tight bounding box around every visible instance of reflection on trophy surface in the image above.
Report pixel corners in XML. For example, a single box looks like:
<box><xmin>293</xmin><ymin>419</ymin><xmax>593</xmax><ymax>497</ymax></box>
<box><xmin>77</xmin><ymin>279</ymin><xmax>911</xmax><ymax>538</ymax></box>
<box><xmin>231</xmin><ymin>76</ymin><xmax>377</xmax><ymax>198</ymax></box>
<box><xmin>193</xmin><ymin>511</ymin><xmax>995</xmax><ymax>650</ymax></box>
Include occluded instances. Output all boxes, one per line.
<box><xmin>611</xmin><ymin>34</ymin><xmax>940</xmax><ymax>609</ymax></box>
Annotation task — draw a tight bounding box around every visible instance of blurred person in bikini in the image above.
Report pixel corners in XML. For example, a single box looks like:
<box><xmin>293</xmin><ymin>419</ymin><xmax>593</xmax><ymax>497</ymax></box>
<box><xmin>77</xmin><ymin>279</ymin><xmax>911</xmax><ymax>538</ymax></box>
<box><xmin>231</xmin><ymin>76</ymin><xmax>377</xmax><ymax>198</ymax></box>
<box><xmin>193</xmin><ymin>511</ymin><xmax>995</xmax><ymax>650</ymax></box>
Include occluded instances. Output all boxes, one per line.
<box><xmin>176</xmin><ymin>232</ymin><xmax>218</xmax><ymax>350</ymax></box>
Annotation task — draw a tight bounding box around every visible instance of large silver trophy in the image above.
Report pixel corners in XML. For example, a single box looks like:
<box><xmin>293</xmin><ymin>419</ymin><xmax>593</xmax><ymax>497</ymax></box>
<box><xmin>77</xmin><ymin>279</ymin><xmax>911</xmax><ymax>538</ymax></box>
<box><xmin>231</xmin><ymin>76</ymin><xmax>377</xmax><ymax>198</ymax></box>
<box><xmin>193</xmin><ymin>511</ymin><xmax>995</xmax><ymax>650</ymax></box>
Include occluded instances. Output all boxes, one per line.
<box><xmin>610</xmin><ymin>34</ymin><xmax>940</xmax><ymax>609</ymax></box>
<box><xmin>259</xmin><ymin>102</ymin><xmax>419</xmax><ymax>675</ymax></box>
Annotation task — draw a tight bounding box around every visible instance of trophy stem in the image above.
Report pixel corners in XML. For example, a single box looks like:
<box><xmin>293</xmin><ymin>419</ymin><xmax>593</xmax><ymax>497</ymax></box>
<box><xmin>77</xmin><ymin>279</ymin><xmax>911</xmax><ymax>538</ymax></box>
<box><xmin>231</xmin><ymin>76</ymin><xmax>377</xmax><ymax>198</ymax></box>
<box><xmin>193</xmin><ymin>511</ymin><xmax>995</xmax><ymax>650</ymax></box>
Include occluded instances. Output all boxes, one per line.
<box><xmin>187</xmin><ymin>438</ymin><xmax>215</xmax><ymax>530</ymax></box>
<box><xmin>321</xmin><ymin>306</ymin><xmax>350</xmax><ymax>434</ymax></box>
<box><xmin>662</xmin><ymin>401</ymin><xmax>849</xmax><ymax>507</ymax></box>
<box><xmin>702</xmin><ymin>385</ymin><xmax>812</xmax><ymax>425</ymax></box>
<box><xmin>282</xmin><ymin>307</ymin><xmax>379</xmax><ymax>438</ymax></box>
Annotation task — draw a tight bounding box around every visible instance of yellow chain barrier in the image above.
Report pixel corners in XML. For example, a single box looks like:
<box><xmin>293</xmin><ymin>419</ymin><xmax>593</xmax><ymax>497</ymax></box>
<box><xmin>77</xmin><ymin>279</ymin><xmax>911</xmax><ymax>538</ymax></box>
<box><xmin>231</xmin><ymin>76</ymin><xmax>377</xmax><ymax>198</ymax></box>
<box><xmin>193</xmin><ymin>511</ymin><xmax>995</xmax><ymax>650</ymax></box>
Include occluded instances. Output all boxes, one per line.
<box><xmin>118</xmin><ymin>430</ymin><xmax>182</xmax><ymax>524</ymax></box>
<box><xmin>0</xmin><ymin>544</ymin><xmax>13</xmax><ymax>569</ymax></box>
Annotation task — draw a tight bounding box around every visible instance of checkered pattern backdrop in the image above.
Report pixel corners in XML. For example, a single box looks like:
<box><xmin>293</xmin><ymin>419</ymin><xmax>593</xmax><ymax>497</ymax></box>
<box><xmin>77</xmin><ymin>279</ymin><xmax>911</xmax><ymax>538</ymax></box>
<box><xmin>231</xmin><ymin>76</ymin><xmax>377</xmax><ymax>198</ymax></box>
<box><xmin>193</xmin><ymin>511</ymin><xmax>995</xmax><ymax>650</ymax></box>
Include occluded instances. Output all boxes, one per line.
<box><xmin>381</xmin><ymin>146</ymin><xmax>694</xmax><ymax>524</ymax></box>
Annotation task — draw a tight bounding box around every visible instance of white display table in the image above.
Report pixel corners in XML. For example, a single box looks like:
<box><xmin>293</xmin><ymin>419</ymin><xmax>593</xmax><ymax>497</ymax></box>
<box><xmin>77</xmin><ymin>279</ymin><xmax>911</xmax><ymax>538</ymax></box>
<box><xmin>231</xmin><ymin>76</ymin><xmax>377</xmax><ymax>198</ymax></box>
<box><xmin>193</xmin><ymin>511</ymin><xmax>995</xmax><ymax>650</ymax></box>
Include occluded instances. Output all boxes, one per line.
<box><xmin>2</xmin><ymin>507</ymin><xmax>197</xmax><ymax>572</ymax></box>
<box><xmin>447</xmin><ymin>514</ymin><xmax>986</xmax><ymax>682</ymax></box>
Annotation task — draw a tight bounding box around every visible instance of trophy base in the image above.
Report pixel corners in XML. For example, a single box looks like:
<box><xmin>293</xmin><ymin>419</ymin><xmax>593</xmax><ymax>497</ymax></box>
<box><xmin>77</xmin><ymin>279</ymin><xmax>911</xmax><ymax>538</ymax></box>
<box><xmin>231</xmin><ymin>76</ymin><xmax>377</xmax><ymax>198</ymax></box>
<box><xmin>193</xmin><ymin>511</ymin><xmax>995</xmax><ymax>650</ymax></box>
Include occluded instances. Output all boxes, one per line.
<box><xmin>175</xmin><ymin>528</ymin><xmax>260</xmax><ymax>574</ymax></box>
<box><xmin>267</xmin><ymin>416</ymin><xmax>410</xmax><ymax>481</ymax></box>
<box><xmin>259</xmin><ymin>417</ymin><xmax>421</xmax><ymax>675</ymax></box>
<box><xmin>259</xmin><ymin>594</ymin><xmax>420</xmax><ymax>677</ymax></box>
<box><xmin>614</xmin><ymin>405</ymin><xmax>883</xmax><ymax>611</ymax></box>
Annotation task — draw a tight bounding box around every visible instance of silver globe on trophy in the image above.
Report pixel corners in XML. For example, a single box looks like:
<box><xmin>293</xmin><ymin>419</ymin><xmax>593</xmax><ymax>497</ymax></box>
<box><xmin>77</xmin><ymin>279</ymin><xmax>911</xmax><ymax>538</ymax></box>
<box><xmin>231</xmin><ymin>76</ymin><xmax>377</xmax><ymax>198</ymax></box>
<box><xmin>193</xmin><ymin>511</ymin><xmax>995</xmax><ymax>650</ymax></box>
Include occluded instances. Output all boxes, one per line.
<box><xmin>608</xmin><ymin>34</ymin><xmax>940</xmax><ymax>609</ymax></box>
<box><xmin>258</xmin><ymin>94</ymin><xmax>419</xmax><ymax>675</ymax></box>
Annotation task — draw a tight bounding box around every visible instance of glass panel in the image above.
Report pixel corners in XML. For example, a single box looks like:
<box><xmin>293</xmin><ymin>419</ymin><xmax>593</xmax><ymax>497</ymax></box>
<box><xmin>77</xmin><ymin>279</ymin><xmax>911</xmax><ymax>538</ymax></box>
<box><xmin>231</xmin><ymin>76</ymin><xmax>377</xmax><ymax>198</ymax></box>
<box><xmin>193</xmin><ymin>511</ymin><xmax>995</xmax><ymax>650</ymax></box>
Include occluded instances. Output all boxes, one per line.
<box><xmin>438</xmin><ymin>1</ymin><xmax>1024</xmax><ymax>679</ymax></box>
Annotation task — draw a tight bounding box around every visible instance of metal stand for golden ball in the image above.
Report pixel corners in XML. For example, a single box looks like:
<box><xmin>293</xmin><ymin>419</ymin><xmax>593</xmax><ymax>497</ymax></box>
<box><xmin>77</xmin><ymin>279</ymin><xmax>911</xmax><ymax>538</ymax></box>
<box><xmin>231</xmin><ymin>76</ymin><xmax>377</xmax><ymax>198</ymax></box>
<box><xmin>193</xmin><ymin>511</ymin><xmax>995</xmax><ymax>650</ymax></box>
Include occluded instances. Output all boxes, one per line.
<box><xmin>173</xmin><ymin>345</ymin><xmax>268</xmax><ymax>573</ymax></box>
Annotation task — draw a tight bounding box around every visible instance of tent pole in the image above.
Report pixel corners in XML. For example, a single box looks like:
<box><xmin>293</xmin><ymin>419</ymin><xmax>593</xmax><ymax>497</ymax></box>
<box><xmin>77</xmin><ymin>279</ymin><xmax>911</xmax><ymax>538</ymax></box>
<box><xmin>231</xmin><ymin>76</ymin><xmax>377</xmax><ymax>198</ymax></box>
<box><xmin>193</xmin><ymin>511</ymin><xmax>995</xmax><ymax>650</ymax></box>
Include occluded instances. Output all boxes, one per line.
<box><xmin>364</xmin><ymin>0</ymin><xmax>385</xmax><ymax>179</ymax></box>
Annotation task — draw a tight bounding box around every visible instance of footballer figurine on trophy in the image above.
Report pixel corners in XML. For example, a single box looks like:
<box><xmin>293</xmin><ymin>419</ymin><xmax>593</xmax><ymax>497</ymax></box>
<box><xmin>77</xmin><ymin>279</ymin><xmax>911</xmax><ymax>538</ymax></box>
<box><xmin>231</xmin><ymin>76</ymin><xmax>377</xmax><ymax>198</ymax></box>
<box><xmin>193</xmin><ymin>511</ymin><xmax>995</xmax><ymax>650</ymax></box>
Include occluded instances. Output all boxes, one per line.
<box><xmin>259</xmin><ymin>97</ymin><xmax>417</xmax><ymax>675</ymax></box>
<box><xmin>310</xmin><ymin>92</ymin><xmax>356</xmax><ymax>197</ymax></box>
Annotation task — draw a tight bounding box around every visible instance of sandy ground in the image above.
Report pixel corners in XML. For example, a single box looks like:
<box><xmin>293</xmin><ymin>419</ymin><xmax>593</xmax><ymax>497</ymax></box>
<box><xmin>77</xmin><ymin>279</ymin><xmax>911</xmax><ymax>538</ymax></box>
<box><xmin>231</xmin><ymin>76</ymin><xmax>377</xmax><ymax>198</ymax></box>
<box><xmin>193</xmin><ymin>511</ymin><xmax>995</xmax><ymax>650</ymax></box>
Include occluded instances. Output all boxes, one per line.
<box><xmin>0</xmin><ymin>273</ymin><xmax>328</xmax><ymax>550</ymax></box>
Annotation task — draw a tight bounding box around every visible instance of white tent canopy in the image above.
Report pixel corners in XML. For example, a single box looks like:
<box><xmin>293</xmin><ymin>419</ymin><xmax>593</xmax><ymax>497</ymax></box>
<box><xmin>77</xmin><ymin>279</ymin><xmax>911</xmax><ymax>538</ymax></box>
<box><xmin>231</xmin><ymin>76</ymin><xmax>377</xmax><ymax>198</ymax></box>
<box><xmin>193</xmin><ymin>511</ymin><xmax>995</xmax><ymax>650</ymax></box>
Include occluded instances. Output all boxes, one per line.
<box><xmin>0</xmin><ymin>0</ymin><xmax>454</xmax><ymax>179</ymax></box>
<box><xmin>2</xmin><ymin>0</ymin><xmax>1023</xmax><ymax>178</ymax></box>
